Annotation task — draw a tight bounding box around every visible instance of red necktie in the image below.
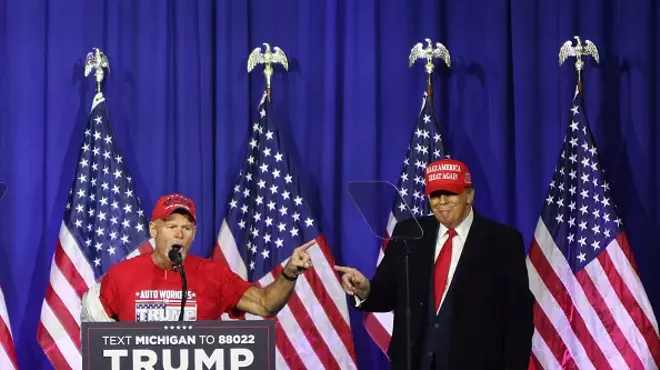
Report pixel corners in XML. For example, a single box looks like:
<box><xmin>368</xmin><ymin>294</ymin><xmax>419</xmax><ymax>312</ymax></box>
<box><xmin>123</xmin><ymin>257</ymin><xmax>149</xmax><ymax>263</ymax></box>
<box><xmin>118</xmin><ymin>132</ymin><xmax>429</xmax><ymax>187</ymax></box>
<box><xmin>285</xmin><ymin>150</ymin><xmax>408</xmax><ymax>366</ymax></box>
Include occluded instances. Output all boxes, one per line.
<box><xmin>434</xmin><ymin>228</ymin><xmax>456</xmax><ymax>311</ymax></box>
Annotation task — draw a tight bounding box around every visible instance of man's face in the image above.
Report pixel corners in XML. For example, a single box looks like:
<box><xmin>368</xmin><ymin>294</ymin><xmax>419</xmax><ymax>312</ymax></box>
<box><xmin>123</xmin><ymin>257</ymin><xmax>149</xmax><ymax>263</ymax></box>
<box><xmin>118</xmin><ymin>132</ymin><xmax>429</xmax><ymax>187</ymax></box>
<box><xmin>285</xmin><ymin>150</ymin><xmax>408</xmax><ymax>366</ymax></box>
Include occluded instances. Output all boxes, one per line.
<box><xmin>149</xmin><ymin>211</ymin><xmax>197</xmax><ymax>263</ymax></box>
<box><xmin>428</xmin><ymin>188</ymin><xmax>474</xmax><ymax>229</ymax></box>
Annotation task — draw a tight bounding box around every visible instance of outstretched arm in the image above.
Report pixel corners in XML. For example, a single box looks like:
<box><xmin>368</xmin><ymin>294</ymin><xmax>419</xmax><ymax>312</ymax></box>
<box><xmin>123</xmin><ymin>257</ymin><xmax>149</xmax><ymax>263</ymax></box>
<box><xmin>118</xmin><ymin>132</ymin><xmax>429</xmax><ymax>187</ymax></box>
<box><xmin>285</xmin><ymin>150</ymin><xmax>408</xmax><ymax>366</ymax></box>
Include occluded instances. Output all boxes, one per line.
<box><xmin>234</xmin><ymin>240</ymin><xmax>314</xmax><ymax>317</ymax></box>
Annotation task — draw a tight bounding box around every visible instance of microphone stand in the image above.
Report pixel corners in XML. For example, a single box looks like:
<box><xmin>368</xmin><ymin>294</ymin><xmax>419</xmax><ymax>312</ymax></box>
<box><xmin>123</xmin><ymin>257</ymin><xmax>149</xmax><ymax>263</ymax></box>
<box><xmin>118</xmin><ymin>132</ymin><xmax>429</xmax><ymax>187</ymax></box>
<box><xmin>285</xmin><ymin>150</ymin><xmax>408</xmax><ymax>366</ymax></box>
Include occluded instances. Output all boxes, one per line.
<box><xmin>172</xmin><ymin>263</ymin><xmax>187</xmax><ymax>322</ymax></box>
<box><xmin>169</xmin><ymin>246</ymin><xmax>187</xmax><ymax>322</ymax></box>
<box><xmin>403</xmin><ymin>239</ymin><xmax>412</xmax><ymax>370</ymax></box>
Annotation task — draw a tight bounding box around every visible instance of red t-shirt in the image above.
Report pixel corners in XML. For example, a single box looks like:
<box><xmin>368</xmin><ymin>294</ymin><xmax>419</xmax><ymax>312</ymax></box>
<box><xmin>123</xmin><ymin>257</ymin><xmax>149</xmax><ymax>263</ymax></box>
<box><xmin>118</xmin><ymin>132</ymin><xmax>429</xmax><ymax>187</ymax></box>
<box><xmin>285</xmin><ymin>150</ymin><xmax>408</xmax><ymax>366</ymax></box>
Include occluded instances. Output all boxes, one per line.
<box><xmin>99</xmin><ymin>253</ymin><xmax>252</xmax><ymax>322</ymax></box>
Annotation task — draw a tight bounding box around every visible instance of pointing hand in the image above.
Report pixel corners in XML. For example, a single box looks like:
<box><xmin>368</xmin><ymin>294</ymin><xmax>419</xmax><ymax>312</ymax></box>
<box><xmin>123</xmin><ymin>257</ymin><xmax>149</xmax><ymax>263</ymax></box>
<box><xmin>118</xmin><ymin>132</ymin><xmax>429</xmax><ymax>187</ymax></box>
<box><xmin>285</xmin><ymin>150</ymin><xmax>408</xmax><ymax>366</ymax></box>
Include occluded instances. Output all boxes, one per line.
<box><xmin>333</xmin><ymin>265</ymin><xmax>370</xmax><ymax>300</ymax></box>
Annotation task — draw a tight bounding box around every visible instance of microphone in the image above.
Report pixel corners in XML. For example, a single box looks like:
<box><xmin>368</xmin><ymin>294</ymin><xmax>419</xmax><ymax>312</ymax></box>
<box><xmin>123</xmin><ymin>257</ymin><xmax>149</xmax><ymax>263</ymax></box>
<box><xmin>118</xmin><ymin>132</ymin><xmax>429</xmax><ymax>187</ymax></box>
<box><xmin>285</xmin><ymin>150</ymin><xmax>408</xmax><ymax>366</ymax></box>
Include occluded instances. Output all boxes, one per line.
<box><xmin>168</xmin><ymin>244</ymin><xmax>187</xmax><ymax>322</ymax></box>
<box><xmin>168</xmin><ymin>245</ymin><xmax>183</xmax><ymax>268</ymax></box>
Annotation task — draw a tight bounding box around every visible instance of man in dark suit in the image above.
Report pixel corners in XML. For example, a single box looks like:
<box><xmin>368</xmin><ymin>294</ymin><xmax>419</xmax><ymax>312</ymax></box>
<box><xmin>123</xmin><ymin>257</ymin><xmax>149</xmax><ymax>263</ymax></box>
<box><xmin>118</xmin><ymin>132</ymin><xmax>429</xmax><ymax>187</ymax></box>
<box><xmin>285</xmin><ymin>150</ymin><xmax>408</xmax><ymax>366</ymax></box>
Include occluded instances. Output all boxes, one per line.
<box><xmin>334</xmin><ymin>158</ymin><xmax>534</xmax><ymax>370</ymax></box>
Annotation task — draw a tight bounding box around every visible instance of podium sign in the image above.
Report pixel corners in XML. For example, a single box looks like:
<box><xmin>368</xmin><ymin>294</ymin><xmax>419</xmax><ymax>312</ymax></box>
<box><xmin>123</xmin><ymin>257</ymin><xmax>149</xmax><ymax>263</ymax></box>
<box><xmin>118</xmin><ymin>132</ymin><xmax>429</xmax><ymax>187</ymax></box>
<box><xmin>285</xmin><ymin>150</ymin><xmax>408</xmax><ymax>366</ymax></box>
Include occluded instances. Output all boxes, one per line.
<box><xmin>82</xmin><ymin>320</ymin><xmax>275</xmax><ymax>370</ymax></box>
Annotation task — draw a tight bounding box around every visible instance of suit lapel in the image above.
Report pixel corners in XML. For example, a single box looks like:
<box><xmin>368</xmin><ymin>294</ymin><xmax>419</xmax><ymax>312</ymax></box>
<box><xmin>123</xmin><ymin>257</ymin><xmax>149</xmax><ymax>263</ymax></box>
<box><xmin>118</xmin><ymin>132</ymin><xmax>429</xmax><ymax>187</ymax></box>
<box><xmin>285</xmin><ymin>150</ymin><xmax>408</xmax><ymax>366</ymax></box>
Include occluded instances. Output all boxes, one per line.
<box><xmin>409</xmin><ymin>213</ymin><xmax>487</xmax><ymax>316</ymax></box>
<box><xmin>443</xmin><ymin>211</ymin><xmax>487</xmax><ymax>300</ymax></box>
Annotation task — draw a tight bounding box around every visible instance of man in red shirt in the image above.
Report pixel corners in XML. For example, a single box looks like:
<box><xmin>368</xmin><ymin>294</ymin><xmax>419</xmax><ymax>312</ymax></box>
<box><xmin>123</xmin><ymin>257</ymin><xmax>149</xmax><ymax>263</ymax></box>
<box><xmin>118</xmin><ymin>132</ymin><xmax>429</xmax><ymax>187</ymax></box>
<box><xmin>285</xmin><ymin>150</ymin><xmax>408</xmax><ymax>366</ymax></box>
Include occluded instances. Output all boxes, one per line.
<box><xmin>81</xmin><ymin>193</ymin><xmax>313</xmax><ymax>322</ymax></box>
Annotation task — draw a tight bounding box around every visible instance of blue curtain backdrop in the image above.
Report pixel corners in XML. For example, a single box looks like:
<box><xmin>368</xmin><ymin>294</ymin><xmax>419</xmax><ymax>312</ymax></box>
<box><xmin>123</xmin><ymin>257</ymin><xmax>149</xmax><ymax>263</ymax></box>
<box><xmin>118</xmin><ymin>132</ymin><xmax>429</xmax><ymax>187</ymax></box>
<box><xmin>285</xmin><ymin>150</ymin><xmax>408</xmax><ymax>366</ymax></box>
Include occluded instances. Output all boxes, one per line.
<box><xmin>1</xmin><ymin>0</ymin><xmax>659</xmax><ymax>369</ymax></box>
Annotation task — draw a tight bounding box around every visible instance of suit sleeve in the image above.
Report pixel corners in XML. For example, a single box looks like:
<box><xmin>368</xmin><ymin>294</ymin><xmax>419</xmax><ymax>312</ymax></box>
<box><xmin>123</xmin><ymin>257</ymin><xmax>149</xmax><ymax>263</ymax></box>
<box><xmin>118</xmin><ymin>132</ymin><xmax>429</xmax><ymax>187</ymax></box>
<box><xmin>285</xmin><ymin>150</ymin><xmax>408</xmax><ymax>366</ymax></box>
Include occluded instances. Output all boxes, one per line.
<box><xmin>503</xmin><ymin>230</ymin><xmax>535</xmax><ymax>369</ymax></box>
<box><xmin>354</xmin><ymin>224</ymin><xmax>404</xmax><ymax>313</ymax></box>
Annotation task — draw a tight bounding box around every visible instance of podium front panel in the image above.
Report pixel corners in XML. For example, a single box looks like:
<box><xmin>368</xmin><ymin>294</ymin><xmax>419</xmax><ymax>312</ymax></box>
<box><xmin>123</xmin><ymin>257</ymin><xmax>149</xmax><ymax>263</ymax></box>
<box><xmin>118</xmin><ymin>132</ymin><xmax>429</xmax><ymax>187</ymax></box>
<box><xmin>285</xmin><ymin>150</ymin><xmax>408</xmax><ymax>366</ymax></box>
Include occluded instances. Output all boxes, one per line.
<box><xmin>82</xmin><ymin>320</ymin><xmax>275</xmax><ymax>370</ymax></box>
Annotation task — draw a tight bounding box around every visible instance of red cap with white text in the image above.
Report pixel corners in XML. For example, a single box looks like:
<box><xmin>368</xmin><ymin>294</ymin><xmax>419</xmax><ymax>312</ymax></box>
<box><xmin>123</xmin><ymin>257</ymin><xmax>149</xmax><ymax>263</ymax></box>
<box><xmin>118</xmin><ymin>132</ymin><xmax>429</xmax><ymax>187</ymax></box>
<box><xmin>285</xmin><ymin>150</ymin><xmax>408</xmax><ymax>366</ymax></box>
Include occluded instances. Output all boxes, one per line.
<box><xmin>424</xmin><ymin>159</ymin><xmax>472</xmax><ymax>195</ymax></box>
<box><xmin>150</xmin><ymin>193</ymin><xmax>197</xmax><ymax>223</ymax></box>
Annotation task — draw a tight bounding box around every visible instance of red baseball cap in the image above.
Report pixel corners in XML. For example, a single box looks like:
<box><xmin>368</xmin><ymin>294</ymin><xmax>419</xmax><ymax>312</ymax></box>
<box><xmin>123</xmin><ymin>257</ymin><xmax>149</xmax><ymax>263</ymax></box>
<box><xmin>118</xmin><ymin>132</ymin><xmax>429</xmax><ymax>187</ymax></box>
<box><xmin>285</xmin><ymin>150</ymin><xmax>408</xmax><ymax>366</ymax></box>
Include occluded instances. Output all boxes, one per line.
<box><xmin>424</xmin><ymin>159</ymin><xmax>472</xmax><ymax>195</ymax></box>
<box><xmin>151</xmin><ymin>193</ymin><xmax>197</xmax><ymax>223</ymax></box>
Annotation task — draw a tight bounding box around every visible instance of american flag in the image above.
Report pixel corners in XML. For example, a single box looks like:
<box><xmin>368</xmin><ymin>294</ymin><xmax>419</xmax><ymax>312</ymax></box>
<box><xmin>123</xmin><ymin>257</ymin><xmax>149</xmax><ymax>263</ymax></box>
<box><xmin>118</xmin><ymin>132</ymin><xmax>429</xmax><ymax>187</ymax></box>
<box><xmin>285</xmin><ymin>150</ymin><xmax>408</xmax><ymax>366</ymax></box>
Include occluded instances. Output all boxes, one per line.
<box><xmin>0</xmin><ymin>284</ymin><xmax>18</xmax><ymax>370</ymax></box>
<box><xmin>527</xmin><ymin>85</ymin><xmax>660</xmax><ymax>370</ymax></box>
<box><xmin>37</xmin><ymin>93</ymin><xmax>154</xmax><ymax>370</ymax></box>
<box><xmin>211</xmin><ymin>91</ymin><xmax>358</xmax><ymax>369</ymax></box>
<box><xmin>364</xmin><ymin>92</ymin><xmax>448</xmax><ymax>355</ymax></box>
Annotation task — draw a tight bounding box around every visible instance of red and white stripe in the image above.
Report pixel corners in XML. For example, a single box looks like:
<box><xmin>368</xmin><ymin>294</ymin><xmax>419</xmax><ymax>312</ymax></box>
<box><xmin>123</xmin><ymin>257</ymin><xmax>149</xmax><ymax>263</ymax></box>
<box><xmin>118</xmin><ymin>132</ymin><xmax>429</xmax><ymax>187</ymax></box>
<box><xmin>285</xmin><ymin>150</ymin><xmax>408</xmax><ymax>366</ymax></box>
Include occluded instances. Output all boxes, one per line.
<box><xmin>213</xmin><ymin>219</ymin><xmax>358</xmax><ymax>369</ymax></box>
<box><xmin>527</xmin><ymin>219</ymin><xmax>660</xmax><ymax>369</ymax></box>
<box><xmin>363</xmin><ymin>211</ymin><xmax>399</xmax><ymax>356</ymax></box>
<box><xmin>0</xmin><ymin>284</ymin><xmax>18</xmax><ymax>370</ymax></box>
<box><xmin>37</xmin><ymin>222</ymin><xmax>154</xmax><ymax>370</ymax></box>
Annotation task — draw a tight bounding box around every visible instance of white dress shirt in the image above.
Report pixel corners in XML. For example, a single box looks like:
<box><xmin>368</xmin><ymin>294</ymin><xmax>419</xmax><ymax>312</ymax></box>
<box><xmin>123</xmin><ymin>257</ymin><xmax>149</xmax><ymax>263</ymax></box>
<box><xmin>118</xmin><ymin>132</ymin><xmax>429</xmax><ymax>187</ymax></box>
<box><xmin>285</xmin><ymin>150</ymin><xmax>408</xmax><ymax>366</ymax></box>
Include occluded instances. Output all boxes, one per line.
<box><xmin>434</xmin><ymin>207</ymin><xmax>474</xmax><ymax>313</ymax></box>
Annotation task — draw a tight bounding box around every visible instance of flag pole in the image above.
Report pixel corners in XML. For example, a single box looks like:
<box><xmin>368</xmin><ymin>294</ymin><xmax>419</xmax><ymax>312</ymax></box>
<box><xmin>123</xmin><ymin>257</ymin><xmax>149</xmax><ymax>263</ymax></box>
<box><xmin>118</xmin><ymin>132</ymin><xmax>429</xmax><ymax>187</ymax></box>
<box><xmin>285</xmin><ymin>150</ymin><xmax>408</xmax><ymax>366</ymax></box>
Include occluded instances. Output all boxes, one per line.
<box><xmin>84</xmin><ymin>47</ymin><xmax>110</xmax><ymax>94</ymax></box>
<box><xmin>247</xmin><ymin>42</ymin><xmax>289</xmax><ymax>103</ymax></box>
<box><xmin>409</xmin><ymin>38</ymin><xmax>451</xmax><ymax>107</ymax></box>
<box><xmin>400</xmin><ymin>37</ymin><xmax>451</xmax><ymax>370</ymax></box>
<box><xmin>559</xmin><ymin>35</ymin><xmax>600</xmax><ymax>104</ymax></box>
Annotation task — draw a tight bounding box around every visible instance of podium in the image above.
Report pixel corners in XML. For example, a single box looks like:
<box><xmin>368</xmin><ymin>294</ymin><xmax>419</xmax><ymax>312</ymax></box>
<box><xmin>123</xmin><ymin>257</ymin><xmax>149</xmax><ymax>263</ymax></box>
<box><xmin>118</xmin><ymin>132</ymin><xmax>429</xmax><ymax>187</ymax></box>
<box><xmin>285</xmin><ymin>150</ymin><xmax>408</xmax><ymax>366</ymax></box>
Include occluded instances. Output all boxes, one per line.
<box><xmin>81</xmin><ymin>320</ymin><xmax>275</xmax><ymax>370</ymax></box>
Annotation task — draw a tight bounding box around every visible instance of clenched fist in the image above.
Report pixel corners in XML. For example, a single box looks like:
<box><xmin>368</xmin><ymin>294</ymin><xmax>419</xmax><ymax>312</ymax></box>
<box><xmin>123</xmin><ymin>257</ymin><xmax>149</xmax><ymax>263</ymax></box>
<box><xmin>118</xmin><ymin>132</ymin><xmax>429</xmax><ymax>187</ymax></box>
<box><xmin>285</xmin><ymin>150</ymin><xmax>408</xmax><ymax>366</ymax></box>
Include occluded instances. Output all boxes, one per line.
<box><xmin>333</xmin><ymin>265</ymin><xmax>370</xmax><ymax>300</ymax></box>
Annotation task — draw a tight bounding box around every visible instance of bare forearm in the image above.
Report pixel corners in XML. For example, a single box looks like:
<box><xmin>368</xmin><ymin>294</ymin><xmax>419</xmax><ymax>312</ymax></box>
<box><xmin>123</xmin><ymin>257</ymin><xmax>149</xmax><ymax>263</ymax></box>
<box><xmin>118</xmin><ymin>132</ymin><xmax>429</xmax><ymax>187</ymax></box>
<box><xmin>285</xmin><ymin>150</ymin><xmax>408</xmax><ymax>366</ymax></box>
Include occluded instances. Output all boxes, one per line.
<box><xmin>236</xmin><ymin>244</ymin><xmax>312</xmax><ymax>318</ymax></box>
<box><xmin>261</xmin><ymin>274</ymin><xmax>297</xmax><ymax>316</ymax></box>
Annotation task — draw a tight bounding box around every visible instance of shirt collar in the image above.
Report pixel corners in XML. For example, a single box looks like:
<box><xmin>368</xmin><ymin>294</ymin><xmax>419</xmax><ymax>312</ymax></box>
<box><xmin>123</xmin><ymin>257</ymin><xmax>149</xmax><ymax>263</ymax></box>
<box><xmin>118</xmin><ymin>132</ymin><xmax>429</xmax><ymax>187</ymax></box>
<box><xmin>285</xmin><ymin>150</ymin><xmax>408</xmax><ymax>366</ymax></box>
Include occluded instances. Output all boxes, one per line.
<box><xmin>438</xmin><ymin>207</ymin><xmax>474</xmax><ymax>241</ymax></box>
